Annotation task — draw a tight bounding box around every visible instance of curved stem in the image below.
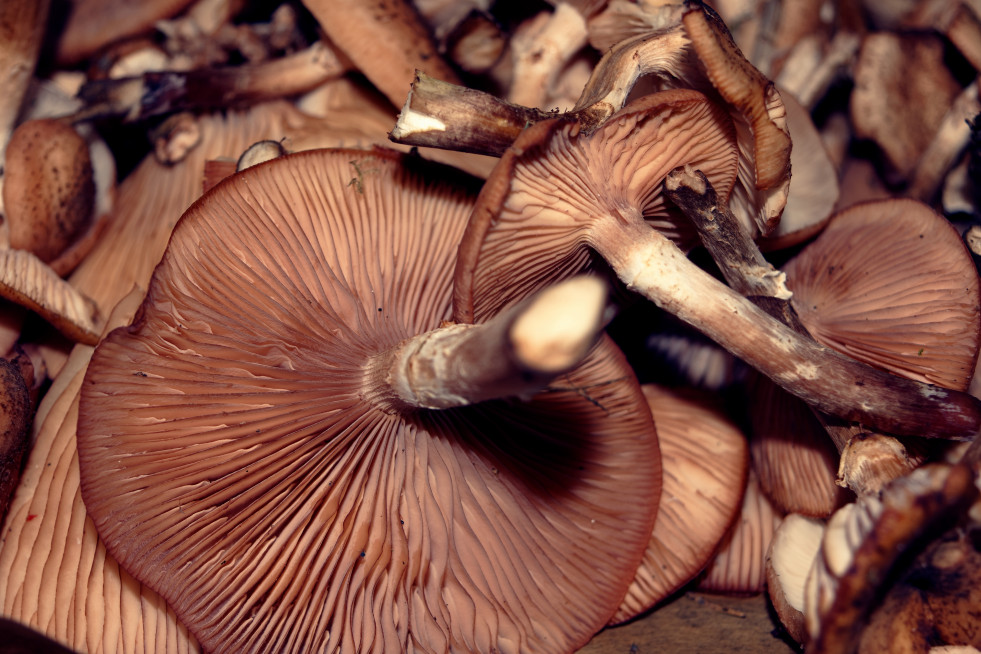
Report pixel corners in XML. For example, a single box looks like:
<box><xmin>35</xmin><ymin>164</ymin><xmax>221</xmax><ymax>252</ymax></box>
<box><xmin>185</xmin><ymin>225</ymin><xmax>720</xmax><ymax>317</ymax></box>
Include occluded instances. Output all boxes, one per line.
<box><xmin>595</xmin><ymin>219</ymin><xmax>981</xmax><ymax>439</ymax></box>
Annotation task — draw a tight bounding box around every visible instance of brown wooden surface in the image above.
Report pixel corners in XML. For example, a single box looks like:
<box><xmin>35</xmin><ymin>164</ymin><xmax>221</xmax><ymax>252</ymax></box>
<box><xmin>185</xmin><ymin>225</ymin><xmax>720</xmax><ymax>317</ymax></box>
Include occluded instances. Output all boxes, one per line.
<box><xmin>580</xmin><ymin>592</ymin><xmax>800</xmax><ymax>654</ymax></box>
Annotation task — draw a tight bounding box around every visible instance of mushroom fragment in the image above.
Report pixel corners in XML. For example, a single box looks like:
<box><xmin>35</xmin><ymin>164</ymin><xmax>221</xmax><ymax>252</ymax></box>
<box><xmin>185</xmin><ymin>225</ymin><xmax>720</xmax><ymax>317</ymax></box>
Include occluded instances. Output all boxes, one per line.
<box><xmin>77</xmin><ymin>149</ymin><xmax>661</xmax><ymax>654</ymax></box>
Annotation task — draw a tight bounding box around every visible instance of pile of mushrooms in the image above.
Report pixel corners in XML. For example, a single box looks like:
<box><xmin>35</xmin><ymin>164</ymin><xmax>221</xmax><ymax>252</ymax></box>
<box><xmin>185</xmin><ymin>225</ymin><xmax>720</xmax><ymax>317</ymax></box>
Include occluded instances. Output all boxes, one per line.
<box><xmin>1</xmin><ymin>0</ymin><xmax>981</xmax><ymax>652</ymax></box>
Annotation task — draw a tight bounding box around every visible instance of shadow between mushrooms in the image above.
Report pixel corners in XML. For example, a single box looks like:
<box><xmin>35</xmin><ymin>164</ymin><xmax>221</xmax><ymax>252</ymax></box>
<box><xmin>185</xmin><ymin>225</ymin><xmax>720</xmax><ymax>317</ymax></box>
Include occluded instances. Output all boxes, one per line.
<box><xmin>76</xmin><ymin>149</ymin><xmax>661</xmax><ymax>654</ymax></box>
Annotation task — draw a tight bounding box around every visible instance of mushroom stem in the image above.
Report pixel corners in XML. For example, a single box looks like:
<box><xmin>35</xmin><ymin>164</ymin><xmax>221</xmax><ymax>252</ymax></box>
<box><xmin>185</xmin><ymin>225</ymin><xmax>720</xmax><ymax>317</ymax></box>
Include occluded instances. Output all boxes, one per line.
<box><xmin>664</xmin><ymin>165</ymin><xmax>791</xmax><ymax>301</ymax></box>
<box><xmin>369</xmin><ymin>276</ymin><xmax>610</xmax><ymax>410</ymax></box>
<box><xmin>595</xmin><ymin>219</ymin><xmax>981</xmax><ymax>439</ymax></box>
<box><xmin>390</xmin><ymin>72</ymin><xmax>552</xmax><ymax>157</ymax></box>
<box><xmin>75</xmin><ymin>41</ymin><xmax>349</xmax><ymax>122</ymax></box>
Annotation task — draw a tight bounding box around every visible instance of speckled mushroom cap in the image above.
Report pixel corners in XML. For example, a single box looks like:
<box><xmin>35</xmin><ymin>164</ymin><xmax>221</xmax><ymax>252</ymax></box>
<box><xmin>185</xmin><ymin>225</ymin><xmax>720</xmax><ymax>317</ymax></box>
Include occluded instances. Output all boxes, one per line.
<box><xmin>611</xmin><ymin>384</ymin><xmax>748</xmax><ymax>624</ymax></box>
<box><xmin>784</xmin><ymin>198</ymin><xmax>981</xmax><ymax>391</ymax></box>
<box><xmin>76</xmin><ymin>148</ymin><xmax>661</xmax><ymax>654</ymax></box>
<box><xmin>454</xmin><ymin>88</ymin><xmax>737</xmax><ymax>324</ymax></box>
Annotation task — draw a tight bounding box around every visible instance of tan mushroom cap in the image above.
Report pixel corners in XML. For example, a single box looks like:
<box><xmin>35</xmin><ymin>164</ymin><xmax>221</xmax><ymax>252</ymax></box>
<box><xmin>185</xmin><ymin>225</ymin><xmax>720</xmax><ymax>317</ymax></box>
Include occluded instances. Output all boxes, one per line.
<box><xmin>454</xmin><ymin>88</ymin><xmax>738</xmax><ymax>324</ymax></box>
<box><xmin>3</xmin><ymin>119</ymin><xmax>95</xmax><ymax>264</ymax></box>
<box><xmin>77</xmin><ymin>149</ymin><xmax>661</xmax><ymax>654</ymax></box>
<box><xmin>697</xmin><ymin>470</ymin><xmax>783</xmax><ymax>594</ymax></box>
<box><xmin>747</xmin><ymin>373</ymin><xmax>850</xmax><ymax>518</ymax></box>
<box><xmin>611</xmin><ymin>384</ymin><xmax>748</xmax><ymax>624</ymax></box>
<box><xmin>0</xmin><ymin>287</ymin><xmax>199</xmax><ymax>653</ymax></box>
<box><xmin>784</xmin><ymin>198</ymin><xmax>981</xmax><ymax>391</ymax></box>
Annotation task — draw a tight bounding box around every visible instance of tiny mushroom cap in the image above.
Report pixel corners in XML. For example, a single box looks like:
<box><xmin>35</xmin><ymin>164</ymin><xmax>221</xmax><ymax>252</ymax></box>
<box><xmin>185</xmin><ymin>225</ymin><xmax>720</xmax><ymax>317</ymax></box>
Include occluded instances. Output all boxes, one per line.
<box><xmin>611</xmin><ymin>384</ymin><xmax>749</xmax><ymax>624</ymax></box>
<box><xmin>77</xmin><ymin>148</ymin><xmax>661</xmax><ymax>654</ymax></box>
<box><xmin>783</xmin><ymin>198</ymin><xmax>981</xmax><ymax>392</ymax></box>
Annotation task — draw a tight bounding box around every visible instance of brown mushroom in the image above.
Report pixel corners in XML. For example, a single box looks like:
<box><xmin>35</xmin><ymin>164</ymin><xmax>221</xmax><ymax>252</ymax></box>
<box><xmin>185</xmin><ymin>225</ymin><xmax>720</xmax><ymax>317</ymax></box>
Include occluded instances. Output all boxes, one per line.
<box><xmin>77</xmin><ymin>149</ymin><xmax>661</xmax><ymax>653</ymax></box>
<box><xmin>453</xmin><ymin>88</ymin><xmax>981</xmax><ymax>439</ymax></box>
<box><xmin>2</xmin><ymin>119</ymin><xmax>95</xmax><ymax>265</ymax></box>
<box><xmin>612</xmin><ymin>383</ymin><xmax>749</xmax><ymax>624</ymax></box>
<box><xmin>783</xmin><ymin>198</ymin><xmax>981</xmax><ymax>392</ymax></box>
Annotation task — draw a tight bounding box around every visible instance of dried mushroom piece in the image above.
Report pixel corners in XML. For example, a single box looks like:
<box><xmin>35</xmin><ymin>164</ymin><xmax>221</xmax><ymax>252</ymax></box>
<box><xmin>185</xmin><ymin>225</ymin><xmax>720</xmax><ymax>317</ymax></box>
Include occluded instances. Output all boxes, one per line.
<box><xmin>77</xmin><ymin>149</ymin><xmax>660</xmax><ymax>654</ymax></box>
<box><xmin>612</xmin><ymin>384</ymin><xmax>749</xmax><ymax>624</ymax></box>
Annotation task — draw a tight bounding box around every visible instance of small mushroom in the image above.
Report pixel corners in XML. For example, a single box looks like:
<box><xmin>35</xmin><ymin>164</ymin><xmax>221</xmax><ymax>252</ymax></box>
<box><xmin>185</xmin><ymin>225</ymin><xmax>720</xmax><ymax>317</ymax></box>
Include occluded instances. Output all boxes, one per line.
<box><xmin>2</xmin><ymin>119</ymin><xmax>95</xmax><ymax>264</ymax></box>
<box><xmin>77</xmin><ymin>149</ymin><xmax>661</xmax><ymax>653</ymax></box>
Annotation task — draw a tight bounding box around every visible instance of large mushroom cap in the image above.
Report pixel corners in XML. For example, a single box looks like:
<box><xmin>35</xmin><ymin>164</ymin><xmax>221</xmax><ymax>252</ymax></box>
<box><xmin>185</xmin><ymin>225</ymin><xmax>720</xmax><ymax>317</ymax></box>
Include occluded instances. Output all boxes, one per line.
<box><xmin>77</xmin><ymin>148</ymin><xmax>661</xmax><ymax>653</ymax></box>
<box><xmin>454</xmin><ymin>88</ymin><xmax>738</xmax><ymax>324</ymax></box>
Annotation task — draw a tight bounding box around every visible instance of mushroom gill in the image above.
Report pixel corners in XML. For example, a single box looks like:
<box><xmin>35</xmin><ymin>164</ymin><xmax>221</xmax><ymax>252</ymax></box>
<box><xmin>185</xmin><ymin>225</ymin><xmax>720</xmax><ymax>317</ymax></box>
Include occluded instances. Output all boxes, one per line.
<box><xmin>77</xmin><ymin>148</ymin><xmax>660</xmax><ymax>654</ymax></box>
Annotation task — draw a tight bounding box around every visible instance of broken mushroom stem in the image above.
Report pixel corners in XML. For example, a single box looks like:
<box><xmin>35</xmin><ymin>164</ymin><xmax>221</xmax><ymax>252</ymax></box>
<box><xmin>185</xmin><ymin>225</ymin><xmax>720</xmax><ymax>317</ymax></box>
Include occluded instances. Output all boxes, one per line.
<box><xmin>73</xmin><ymin>40</ymin><xmax>349</xmax><ymax>122</ymax></box>
<box><xmin>664</xmin><ymin>165</ymin><xmax>792</xmax><ymax>302</ymax></box>
<box><xmin>390</xmin><ymin>72</ymin><xmax>554</xmax><ymax>157</ymax></box>
<box><xmin>593</xmin><ymin>215</ymin><xmax>981</xmax><ymax>440</ymax></box>
<box><xmin>367</xmin><ymin>275</ymin><xmax>611</xmax><ymax>411</ymax></box>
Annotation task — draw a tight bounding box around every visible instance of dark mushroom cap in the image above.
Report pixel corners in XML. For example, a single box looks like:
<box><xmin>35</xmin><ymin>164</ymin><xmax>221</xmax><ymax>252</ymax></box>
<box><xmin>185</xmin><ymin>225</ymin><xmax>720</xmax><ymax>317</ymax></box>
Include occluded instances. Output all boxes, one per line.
<box><xmin>454</xmin><ymin>88</ymin><xmax>738</xmax><ymax>324</ymax></box>
<box><xmin>77</xmin><ymin>148</ymin><xmax>660</xmax><ymax>654</ymax></box>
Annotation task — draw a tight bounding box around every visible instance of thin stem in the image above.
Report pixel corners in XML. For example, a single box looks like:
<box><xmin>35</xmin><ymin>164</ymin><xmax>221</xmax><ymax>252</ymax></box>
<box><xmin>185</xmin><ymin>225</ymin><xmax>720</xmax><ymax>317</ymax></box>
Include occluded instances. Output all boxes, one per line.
<box><xmin>367</xmin><ymin>276</ymin><xmax>610</xmax><ymax>411</ymax></box>
<box><xmin>594</xmin><ymin>218</ymin><xmax>981</xmax><ymax>439</ymax></box>
<box><xmin>390</xmin><ymin>73</ymin><xmax>553</xmax><ymax>157</ymax></box>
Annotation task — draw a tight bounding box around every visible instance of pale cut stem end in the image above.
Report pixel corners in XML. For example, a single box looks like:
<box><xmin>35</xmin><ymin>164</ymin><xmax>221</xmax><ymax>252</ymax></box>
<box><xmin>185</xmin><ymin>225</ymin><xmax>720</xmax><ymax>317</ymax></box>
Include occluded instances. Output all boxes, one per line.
<box><xmin>389</xmin><ymin>72</ymin><xmax>551</xmax><ymax>157</ymax></box>
<box><xmin>374</xmin><ymin>275</ymin><xmax>610</xmax><ymax>411</ymax></box>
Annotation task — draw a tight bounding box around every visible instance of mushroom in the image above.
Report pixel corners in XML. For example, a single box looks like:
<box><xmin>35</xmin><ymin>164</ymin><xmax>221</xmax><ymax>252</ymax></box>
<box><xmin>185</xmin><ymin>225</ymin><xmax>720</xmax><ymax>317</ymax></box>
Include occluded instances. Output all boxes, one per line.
<box><xmin>804</xmin><ymin>462</ymin><xmax>977</xmax><ymax>653</ymax></box>
<box><xmin>0</xmin><ymin>0</ymin><xmax>48</xmax><ymax>161</ymax></box>
<box><xmin>850</xmin><ymin>31</ymin><xmax>963</xmax><ymax>184</ymax></box>
<box><xmin>612</xmin><ymin>383</ymin><xmax>749</xmax><ymax>624</ymax></box>
<box><xmin>783</xmin><ymin>198</ymin><xmax>981</xmax><ymax>392</ymax></box>
<box><xmin>2</xmin><ymin>119</ymin><xmax>95</xmax><ymax>266</ymax></box>
<box><xmin>766</xmin><ymin>512</ymin><xmax>826</xmax><ymax>646</ymax></box>
<box><xmin>56</xmin><ymin>0</ymin><xmax>198</xmax><ymax>65</ymax></box>
<box><xmin>0</xmin><ymin>354</ymin><xmax>32</xmax><ymax>526</ymax></box>
<box><xmin>302</xmin><ymin>0</ymin><xmax>459</xmax><ymax>109</ymax></box>
<box><xmin>76</xmin><ymin>149</ymin><xmax>661</xmax><ymax>653</ymax></box>
<box><xmin>452</xmin><ymin>88</ymin><xmax>981</xmax><ymax>439</ymax></box>
<box><xmin>696</xmin><ymin>470</ymin><xmax>783</xmax><ymax>595</ymax></box>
